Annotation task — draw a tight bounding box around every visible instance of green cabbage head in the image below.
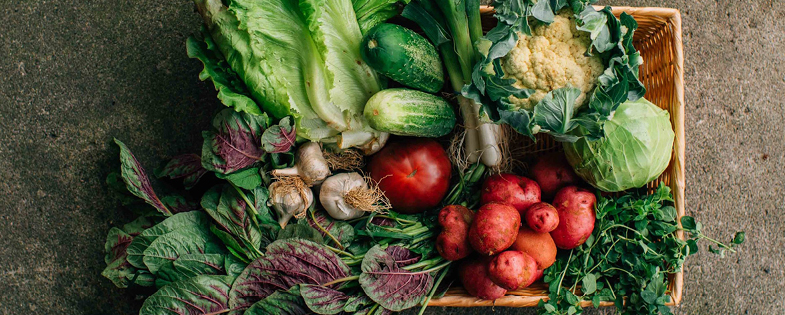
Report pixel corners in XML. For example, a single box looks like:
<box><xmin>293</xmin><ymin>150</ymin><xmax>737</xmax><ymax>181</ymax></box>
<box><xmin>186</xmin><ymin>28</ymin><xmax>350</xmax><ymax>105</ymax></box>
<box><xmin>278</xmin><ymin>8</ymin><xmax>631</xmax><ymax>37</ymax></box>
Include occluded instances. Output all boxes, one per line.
<box><xmin>563</xmin><ymin>98</ymin><xmax>674</xmax><ymax>192</ymax></box>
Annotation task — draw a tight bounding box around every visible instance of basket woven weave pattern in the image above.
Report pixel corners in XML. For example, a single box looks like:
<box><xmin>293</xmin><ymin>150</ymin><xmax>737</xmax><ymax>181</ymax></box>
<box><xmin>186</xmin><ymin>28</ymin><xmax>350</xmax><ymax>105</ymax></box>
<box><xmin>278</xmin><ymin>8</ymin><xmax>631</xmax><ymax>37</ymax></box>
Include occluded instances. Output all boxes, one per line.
<box><xmin>428</xmin><ymin>6</ymin><xmax>686</xmax><ymax>308</ymax></box>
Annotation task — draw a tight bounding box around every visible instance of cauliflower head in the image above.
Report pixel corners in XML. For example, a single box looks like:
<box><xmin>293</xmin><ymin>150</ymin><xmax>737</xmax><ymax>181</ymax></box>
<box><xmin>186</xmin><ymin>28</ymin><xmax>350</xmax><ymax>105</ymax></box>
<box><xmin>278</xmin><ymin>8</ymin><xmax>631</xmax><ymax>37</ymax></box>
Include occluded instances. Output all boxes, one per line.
<box><xmin>501</xmin><ymin>11</ymin><xmax>604</xmax><ymax>110</ymax></box>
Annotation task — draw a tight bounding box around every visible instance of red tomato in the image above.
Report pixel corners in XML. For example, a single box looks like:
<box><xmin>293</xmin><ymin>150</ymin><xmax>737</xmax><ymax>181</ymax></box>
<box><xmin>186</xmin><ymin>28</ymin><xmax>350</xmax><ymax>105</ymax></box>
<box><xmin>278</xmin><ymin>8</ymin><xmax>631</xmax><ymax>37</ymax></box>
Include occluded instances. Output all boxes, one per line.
<box><xmin>368</xmin><ymin>139</ymin><xmax>452</xmax><ymax>214</ymax></box>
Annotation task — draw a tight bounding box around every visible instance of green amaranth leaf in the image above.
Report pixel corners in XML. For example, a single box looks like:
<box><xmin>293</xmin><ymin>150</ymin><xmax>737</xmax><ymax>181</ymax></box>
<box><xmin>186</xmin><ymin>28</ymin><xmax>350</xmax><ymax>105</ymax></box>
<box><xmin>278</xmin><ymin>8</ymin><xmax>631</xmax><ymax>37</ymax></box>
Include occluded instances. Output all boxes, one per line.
<box><xmin>154</xmin><ymin>154</ymin><xmax>208</xmax><ymax>190</ymax></box>
<box><xmin>215</xmin><ymin>167</ymin><xmax>262</xmax><ymax>190</ymax></box>
<box><xmin>142</xmin><ymin>225</ymin><xmax>225</xmax><ymax>274</ymax></box>
<box><xmin>359</xmin><ymin>245</ymin><xmax>433</xmax><ymax>312</ymax></box>
<box><xmin>139</xmin><ymin>275</ymin><xmax>233</xmax><ymax>315</ymax></box>
<box><xmin>114</xmin><ymin>139</ymin><xmax>172</xmax><ymax>216</ymax></box>
<box><xmin>126</xmin><ymin>211</ymin><xmax>211</xmax><ymax>269</ymax></box>
<box><xmin>225</xmin><ymin>255</ymin><xmax>247</xmax><ymax>279</ymax></box>
<box><xmin>187</xmin><ymin>30</ymin><xmax>263</xmax><ymax>116</ymax></box>
<box><xmin>160</xmin><ymin>194</ymin><xmax>198</xmax><ymax>213</ymax></box>
<box><xmin>228</xmin><ymin>239</ymin><xmax>351</xmax><ymax>314</ymax></box>
<box><xmin>277</xmin><ymin>223</ymin><xmax>325</xmax><ymax>244</ymax></box>
<box><xmin>262</xmin><ymin>116</ymin><xmax>296</xmax><ymax>154</ymax></box>
<box><xmin>300</xmin><ymin>284</ymin><xmax>351</xmax><ymax>314</ymax></box>
<box><xmin>201</xmin><ymin>185</ymin><xmax>263</xmax><ymax>259</ymax></box>
<box><xmin>244</xmin><ymin>286</ymin><xmax>309</xmax><ymax>315</ymax></box>
<box><xmin>155</xmin><ymin>253</ymin><xmax>227</xmax><ymax>287</ymax></box>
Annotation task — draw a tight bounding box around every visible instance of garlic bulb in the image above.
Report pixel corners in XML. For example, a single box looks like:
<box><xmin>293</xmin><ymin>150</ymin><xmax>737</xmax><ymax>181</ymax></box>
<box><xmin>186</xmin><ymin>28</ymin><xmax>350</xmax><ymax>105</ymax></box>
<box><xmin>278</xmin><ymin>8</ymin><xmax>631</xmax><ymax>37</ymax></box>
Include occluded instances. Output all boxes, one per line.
<box><xmin>319</xmin><ymin>172</ymin><xmax>368</xmax><ymax>220</ymax></box>
<box><xmin>269</xmin><ymin>177</ymin><xmax>314</xmax><ymax>228</ymax></box>
<box><xmin>271</xmin><ymin>142</ymin><xmax>331</xmax><ymax>185</ymax></box>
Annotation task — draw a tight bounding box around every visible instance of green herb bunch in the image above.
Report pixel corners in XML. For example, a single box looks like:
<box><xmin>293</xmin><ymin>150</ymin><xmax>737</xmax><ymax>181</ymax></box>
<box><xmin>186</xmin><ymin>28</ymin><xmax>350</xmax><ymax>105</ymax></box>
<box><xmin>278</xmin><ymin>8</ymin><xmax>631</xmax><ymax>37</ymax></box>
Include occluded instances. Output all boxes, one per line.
<box><xmin>539</xmin><ymin>183</ymin><xmax>744</xmax><ymax>315</ymax></box>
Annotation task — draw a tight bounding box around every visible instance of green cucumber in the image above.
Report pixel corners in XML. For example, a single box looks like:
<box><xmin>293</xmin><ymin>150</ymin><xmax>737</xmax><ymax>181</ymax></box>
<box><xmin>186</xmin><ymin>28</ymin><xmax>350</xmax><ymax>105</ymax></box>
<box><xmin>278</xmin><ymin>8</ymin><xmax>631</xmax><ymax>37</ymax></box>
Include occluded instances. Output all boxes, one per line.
<box><xmin>361</xmin><ymin>23</ymin><xmax>444</xmax><ymax>93</ymax></box>
<box><xmin>364</xmin><ymin>88</ymin><xmax>456</xmax><ymax>138</ymax></box>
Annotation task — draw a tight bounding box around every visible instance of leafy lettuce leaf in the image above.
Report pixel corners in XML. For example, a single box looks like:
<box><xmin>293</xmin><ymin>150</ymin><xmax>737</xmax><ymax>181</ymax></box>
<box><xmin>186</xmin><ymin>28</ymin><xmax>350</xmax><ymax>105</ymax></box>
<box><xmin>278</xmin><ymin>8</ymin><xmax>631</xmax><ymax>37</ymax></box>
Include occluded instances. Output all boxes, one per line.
<box><xmin>194</xmin><ymin>0</ymin><xmax>384</xmax><ymax>148</ymax></box>
<box><xmin>186</xmin><ymin>30</ymin><xmax>262</xmax><ymax>116</ymax></box>
<box><xmin>194</xmin><ymin>0</ymin><xmax>337</xmax><ymax>141</ymax></box>
<box><xmin>353</xmin><ymin>0</ymin><xmax>412</xmax><ymax>34</ymax></box>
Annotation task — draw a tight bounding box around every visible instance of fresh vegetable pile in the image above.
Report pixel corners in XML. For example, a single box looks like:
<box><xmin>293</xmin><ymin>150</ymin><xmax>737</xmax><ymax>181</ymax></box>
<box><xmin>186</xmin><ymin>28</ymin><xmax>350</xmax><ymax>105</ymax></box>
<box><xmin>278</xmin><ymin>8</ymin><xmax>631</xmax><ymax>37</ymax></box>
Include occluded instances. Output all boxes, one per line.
<box><xmin>101</xmin><ymin>0</ymin><xmax>744</xmax><ymax>314</ymax></box>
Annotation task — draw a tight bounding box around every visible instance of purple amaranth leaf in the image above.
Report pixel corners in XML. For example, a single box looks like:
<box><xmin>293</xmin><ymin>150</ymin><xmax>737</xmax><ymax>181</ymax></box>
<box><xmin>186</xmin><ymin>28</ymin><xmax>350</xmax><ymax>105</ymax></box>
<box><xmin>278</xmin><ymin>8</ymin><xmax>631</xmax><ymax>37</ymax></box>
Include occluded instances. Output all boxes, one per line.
<box><xmin>114</xmin><ymin>139</ymin><xmax>172</xmax><ymax>216</ymax></box>
<box><xmin>308</xmin><ymin>210</ymin><xmax>355</xmax><ymax>248</ymax></box>
<box><xmin>244</xmin><ymin>286</ymin><xmax>308</xmax><ymax>315</ymax></box>
<box><xmin>155</xmin><ymin>154</ymin><xmax>208</xmax><ymax>190</ymax></box>
<box><xmin>102</xmin><ymin>217</ymin><xmax>158</xmax><ymax>288</ymax></box>
<box><xmin>121</xmin><ymin>216</ymin><xmax>155</xmax><ymax>237</ymax></box>
<box><xmin>161</xmin><ymin>195</ymin><xmax>199</xmax><ymax>214</ymax></box>
<box><xmin>300</xmin><ymin>284</ymin><xmax>350</xmax><ymax>314</ymax></box>
<box><xmin>359</xmin><ymin>245</ymin><xmax>434</xmax><ymax>312</ymax></box>
<box><xmin>139</xmin><ymin>275</ymin><xmax>233</xmax><ymax>315</ymax></box>
<box><xmin>105</xmin><ymin>227</ymin><xmax>135</xmax><ymax>264</ymax></box>
<box><xmin>202</xmin><ymin>109</ymin><xmax>268</xmax><ymax>175</ymax></box>
<box><xmin>356</xmin><ymin>306</ymin><xmax>393</xmax><ymax>315</ymax></box>
<box><xmin>369</xmin><ymin>217</ymin><xmax>395</xmax><ymax>227</ymax></box>
<box><xmin>228</xmin><ymin>239</ymin><xmax>351</xmax><ymax>315</ymax></box>
<box><xmin>384</xmin><ymin>246</ymin><xmax>421</xmax><ymax>267</ymax></box>
<box><xmin>343</xmin><ymin>295</ymin><xmax>374</xmax><ymax>312</ymax></box>
<box><xmin>261</xmin><ymin>116</ymin><xmax>296</xmax><ymax>153</ymax></box>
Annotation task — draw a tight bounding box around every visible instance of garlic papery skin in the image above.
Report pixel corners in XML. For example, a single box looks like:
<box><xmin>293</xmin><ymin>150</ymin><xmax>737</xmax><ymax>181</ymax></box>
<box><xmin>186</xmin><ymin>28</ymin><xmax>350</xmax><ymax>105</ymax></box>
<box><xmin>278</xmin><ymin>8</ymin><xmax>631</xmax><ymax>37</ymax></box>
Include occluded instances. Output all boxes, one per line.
<box><xmin>269</xmin><ymin>177</ymin><xmax>314</xmax><ymax>228</ymax></box>
<box><xmin>319</xmin><ymin>172</ymin><xmax>367</xmax><ymax>220</ymax></box>
<box><xmin>271</xmin><ymin>142</ymin><xmax>331</xmax><ymax>185</ymax></box>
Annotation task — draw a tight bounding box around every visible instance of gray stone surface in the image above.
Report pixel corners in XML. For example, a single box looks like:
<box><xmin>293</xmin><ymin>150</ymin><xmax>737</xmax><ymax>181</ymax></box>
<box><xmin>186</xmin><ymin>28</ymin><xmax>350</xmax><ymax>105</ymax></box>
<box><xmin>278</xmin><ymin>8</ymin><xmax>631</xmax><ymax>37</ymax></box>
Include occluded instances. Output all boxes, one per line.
<box><xmin>0</xmin><ymin>0</ymin><xmax>782</xmax><ymax>314</ymax></box>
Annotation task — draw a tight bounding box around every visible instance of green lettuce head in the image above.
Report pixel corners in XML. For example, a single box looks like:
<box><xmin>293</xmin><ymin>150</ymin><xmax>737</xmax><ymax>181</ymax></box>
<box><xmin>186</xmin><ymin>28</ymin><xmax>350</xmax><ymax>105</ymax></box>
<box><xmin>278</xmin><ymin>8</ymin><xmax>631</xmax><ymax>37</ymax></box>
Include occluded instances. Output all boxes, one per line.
<box><xmin>563</xmin><ymin>98</ymin><xmax>674</xmax><ymax>192</ymax></box>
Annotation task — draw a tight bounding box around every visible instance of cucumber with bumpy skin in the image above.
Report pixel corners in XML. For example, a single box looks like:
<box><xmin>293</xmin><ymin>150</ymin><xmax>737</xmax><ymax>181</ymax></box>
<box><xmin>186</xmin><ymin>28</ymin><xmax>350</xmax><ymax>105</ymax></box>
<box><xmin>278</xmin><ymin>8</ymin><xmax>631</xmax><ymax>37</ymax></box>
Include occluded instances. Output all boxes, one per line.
<box><xmin>361</xmin><ymin>24</ymin><xmax>444</xmax><ymax>93</ymax></box>
<box><xmin>364</xmin><ymin>88</ymin><xmax>456</xmax><ymax>138</ymax></box>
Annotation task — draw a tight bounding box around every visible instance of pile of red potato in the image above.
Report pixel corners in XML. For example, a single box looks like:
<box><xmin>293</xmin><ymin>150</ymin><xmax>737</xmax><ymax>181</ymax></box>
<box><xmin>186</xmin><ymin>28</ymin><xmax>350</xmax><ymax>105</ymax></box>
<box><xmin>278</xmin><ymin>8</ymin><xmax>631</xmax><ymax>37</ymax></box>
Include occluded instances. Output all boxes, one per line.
<box><xmin>436</xmin><ymin>153</ymin><xmax>598</xmax><ymax>299</ymax></box>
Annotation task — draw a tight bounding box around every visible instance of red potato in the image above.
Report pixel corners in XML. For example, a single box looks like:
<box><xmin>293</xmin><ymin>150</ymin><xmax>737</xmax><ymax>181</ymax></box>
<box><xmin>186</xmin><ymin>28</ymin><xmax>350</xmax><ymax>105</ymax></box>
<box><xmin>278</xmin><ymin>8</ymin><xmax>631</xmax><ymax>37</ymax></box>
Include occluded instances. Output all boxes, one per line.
<box><xmin>511</xmin><ymin>226</ymin><xmax>557</xmax><ymax>270</ymax></box>
<box><xmin>480</xmin><ymin>174</ymin><xmax>541</xmax><ymax>216</ymax></box>
<box><xmin>527</xmin><ymin>269</ymin><xmax>544</xmax><ymax>287</ymax></box>
<box><xmin>550</xmin><ymin>186</ymin><xmax>597</xmax><ymax>249</ymax></box>
<box><xmin>525</xmin><ymin>202</ymin><xmax>559</xmax><ymax>233</ymax></box>
<box><xmin>468</xmin><ymin>203</ymin><xmax>521</xmax><ymax>255</ymax></box>
<box><xmin>436</xmin><ymin>205</ymin><xmax>474</xmax><ymax>261</ymax></box>
<box><xmin>530</xmin><ymin>152</ymin><xmax>581</xmax><ymax>201</ymax></box>
<box><xmin>459</xmin><ymin>257</ymin><xmax>507</xmax><ymax>300</ymax></box>
<box><xmin>488</xmin><ymin>251</ymin><xmax>538</xmax><ymax>290</ymax></box>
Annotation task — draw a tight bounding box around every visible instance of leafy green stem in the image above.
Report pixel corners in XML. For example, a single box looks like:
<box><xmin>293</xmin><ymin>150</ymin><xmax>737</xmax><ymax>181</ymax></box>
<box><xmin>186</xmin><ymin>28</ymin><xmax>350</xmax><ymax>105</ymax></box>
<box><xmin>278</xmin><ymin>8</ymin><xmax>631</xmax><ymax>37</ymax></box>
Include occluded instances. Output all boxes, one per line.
<box><xmin>417</xmin><ymin>264</ymin><xmax>451</xmax><ymax>315</ymax></box>
<box><xmin>402</xmin><ymin>257</ymin><xmax>445</xmax><ymax>271</ymax></box>
<box><xmin>320</xmin><ymin>275</ymin><xmax>360</xmax><ymax>287</ymax></box>
<box><xmin>310</xmin><ymin>210</ymin><xmax>345</xmax><ymax>250</ymax></box>
<box><xmin>556</xmin><ymin>249</ymin><xmax>574</xmax><ymax>296</ymax></box>
<box><xmin>325</xmin><ymin>245</ymin><xmax>357</xmax><ymax>258</ymax></box>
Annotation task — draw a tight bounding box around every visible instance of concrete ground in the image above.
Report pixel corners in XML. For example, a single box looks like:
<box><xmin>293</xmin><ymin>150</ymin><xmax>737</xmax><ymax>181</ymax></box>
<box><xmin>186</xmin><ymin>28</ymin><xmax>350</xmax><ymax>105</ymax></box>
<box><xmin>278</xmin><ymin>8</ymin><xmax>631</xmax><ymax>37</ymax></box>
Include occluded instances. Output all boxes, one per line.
<box><xmin>0</xmin><ymin>0</ymin><xmax>782</xmax><ymax>314</ymax></box>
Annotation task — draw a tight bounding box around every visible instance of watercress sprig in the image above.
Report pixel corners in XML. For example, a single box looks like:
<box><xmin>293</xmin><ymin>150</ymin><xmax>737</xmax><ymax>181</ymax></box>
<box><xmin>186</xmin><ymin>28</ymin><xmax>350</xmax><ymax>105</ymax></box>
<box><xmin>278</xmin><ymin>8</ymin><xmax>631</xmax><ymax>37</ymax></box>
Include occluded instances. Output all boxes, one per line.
<box><xmin>538</xmin><ymin>183</ymin><xmax>745</xmax><ymax>315</ymax></box>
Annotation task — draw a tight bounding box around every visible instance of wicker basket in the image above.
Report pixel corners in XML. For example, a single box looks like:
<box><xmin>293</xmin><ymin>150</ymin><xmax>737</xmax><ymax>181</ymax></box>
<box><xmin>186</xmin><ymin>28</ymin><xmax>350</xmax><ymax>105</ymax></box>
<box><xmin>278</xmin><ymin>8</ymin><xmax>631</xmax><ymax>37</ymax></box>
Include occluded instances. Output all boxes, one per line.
<box><xmin>427</xmin><ymin>6</ymin><xmax>686</xmax><ymax>308</ymax></box>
